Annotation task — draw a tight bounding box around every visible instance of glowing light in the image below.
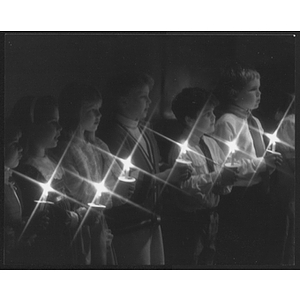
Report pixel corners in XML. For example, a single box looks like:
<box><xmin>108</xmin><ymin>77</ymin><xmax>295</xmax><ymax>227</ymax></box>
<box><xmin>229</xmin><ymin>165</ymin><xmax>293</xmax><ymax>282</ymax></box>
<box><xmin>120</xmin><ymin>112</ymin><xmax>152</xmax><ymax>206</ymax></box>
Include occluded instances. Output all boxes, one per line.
<box><xmin>226</xmin><ymin>140</ymin><xmax>239</xmax><ymax>165</ymax></box>
<box><xmin>89</xmin><ymin>180</ymin><xmax>108</xmax><ymax>208</ymax></box>
<box><xmin>121</xmin><ymin>156</ymin><xmax>133</xmax><ymax>179</ymax></box>
<box><xmin>179</xmin><ymin>140</ymin><xmax>189</xmax><ymax>158</ymax></box>
<box><xmin>265</xmin><ymin>132</ymin><xmax>280</xmax><ymax>152</ymax></box>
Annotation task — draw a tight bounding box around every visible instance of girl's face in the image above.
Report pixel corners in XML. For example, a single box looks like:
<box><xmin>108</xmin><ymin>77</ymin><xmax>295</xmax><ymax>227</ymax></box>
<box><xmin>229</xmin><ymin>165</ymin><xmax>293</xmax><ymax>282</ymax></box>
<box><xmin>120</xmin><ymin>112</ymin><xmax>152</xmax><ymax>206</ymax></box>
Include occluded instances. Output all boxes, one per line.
<box><xmin>5</xmin><ymin>132</ymin><xmax>23</xmax><ymax>169</ymax></box>
<box><xmin>235</xmin><ymin>78</ymin><xmax>261</xmax><ymax>111</ymax></box>
<box><xmin>122</xmin><ymin>85</ymin><xmax>152</xmax><ymax>121</ymax></box>
<box><xmin>79</xmin><ymin>99</ymin><xmax>102</xmax><ymax>132</ymax></box>
<box><xmin>33</xmin><ymin>107</ymin><xmax>62</xmax><ymax>150</ymax></box>
<box><xmin>187</xmin><ymin>105</ymin><xmax>216</xmax><ymax>135</ymax></box>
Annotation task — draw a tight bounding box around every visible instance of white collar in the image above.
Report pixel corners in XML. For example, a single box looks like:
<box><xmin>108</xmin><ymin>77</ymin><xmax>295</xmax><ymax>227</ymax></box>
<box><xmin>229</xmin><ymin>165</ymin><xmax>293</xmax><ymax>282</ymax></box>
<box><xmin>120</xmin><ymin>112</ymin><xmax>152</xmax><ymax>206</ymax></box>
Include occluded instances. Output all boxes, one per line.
<box><xmin>116</xmin><ymin>114</ymin><xmax>139</xmax><ymax>129</ymax></box>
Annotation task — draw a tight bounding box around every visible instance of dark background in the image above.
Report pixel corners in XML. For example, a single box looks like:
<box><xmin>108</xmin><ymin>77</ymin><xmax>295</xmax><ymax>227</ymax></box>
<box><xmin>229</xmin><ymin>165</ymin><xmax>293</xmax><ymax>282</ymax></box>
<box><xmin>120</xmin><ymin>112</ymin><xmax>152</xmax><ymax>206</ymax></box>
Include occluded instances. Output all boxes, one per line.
<box><xmin>4</xmin><ymin>33</ymin><xmax>295</xmax><ymax>130</ymax></box>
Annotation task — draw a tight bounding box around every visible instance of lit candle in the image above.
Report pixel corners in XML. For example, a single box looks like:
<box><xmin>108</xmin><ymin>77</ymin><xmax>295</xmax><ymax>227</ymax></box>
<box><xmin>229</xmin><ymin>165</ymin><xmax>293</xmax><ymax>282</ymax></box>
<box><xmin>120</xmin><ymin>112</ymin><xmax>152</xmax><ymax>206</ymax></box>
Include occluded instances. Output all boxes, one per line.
<box><xmin>34</xmin><ymin>181</ymin><xmax>55</xmax><ymax>209</ymax></box>
<box><xmin>227</xmin><ymin>141</ymin><xmax>238</xmax><ymax>166</ymax></box>
<box><xmin>265</xmin><ymin>132</ymin><xmax>280</xmax><ymax>152</ymax></box>
<box><xmin>118</xmin><ymin>156</ymin><xmax>136</xmax><ymax>184</ymax></box>
<box><xmin>89</xmin><ymin>181</ymin><xmax>107</xmax><ymax>208</ymax></box>
<box><xmin>176</xmin><ymin>140</ymin><xmax>192</xmax><ymax>166</ymax></box>
<box><xmin>122</xmin><ymin>156</ymin><xmax>133</xmax><ymax>179</ymax></box>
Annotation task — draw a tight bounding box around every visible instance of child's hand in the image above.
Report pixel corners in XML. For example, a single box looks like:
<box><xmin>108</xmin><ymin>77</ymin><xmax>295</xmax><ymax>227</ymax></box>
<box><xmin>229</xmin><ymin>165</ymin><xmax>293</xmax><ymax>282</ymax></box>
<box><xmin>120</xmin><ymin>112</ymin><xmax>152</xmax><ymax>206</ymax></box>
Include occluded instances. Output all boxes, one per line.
<box><xmin>264</xmin><ymin>152</ymin><xmax>283</xmax><ymax>169</ymax></box>
<box><xmin>115</xmin><ymin>179</ymin><xmax>136</xmax><ymax>201</ymax></box>
<box><xmin>219</xmin><ymin>167</ymin><xmax>238</xmax><ymax>186</ymax></box>
<box><xmin>168</xmin><ymin>164</ymin><xmax>192</xmax><ymax>184</ymax></box>
<box><xmin>76</xmin><ymin>207</ymin><xmax>101</xmax><ymax>226</ymax></box>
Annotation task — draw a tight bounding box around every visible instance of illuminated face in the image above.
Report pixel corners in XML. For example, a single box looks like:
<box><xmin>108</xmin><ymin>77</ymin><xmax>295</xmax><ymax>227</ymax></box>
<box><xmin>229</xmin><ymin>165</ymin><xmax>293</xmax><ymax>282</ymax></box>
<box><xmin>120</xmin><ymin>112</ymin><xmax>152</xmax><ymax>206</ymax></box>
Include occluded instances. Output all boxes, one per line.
<box><xmin>80</xmin><ymin>99</ymin><xmax>102</xmax><ymax>132</ymax></box>
<box><xmin>188</xmin><ymin>105</ymin><xmax>216</xmax><ymax>135</ymax></box>
<box><xmin>123</xmin><ymin>85</ymin><xmax>152</xmax><ymax>121</ymax></box>
<box><xmin>5</xmin><ymin>131</ymin><xmax>23</xmax><ymax>169</ymax></box>
<box><xmin>33</xmin><ymin>107</ymin><xmax>62</xmax><ymax>149</ymax></box>
<box><xmin>235</xmin><ymin>78</ymin><xmax>261</xmax><ymax>111</ymax></box>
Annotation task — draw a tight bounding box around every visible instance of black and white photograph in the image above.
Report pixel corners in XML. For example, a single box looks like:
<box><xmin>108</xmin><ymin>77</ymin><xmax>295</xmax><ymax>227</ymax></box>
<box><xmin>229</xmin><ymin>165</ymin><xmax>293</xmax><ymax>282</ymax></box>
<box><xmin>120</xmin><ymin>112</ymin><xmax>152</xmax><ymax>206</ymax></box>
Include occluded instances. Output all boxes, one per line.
<box><xmin>3</xmin><ymin>33</ymin><xmax>297</xmax><ymax>271</ymax></box>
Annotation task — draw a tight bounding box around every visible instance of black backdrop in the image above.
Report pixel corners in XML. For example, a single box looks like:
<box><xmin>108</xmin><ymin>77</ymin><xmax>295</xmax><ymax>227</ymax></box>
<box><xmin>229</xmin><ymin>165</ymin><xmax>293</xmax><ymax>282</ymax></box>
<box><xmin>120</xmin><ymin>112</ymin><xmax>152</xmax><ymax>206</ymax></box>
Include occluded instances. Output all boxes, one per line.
<box><xmin>5</xmin><ymin>33</ymin><xmax>295</xmax><ymax>129</ymax></box>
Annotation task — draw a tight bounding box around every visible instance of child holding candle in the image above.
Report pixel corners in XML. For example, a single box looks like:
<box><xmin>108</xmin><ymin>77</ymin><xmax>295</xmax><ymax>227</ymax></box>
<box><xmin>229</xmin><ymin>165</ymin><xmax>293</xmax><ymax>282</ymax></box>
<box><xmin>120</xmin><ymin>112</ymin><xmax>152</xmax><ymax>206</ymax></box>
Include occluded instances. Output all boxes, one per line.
<box><xmin>10</xmin><ymin>95</ymin><xmax>84</xmax><ymax>265</ymax></box>
<box><xmin>212</xmin><ymin>62</ymin><xmax>283</xmax><ymax>265</ymax></box>
<box><xmin>4</xmin><ymin>118</ymin><xmax>47</xmax><ymax>264</ymax></box>
<box><xmin>165</xmin><ymin>87</ymin><xmax>237</xmax><ymax>265</ymax></box>
<box><xmin>98</xmin><ymin>71</ymin><xmax>190</xmax><ymax>265</ymax></box>
<box><xmin>57</xmin><ymin>82</ymin><xmax>133</xmax><ymax>265</ymax></box>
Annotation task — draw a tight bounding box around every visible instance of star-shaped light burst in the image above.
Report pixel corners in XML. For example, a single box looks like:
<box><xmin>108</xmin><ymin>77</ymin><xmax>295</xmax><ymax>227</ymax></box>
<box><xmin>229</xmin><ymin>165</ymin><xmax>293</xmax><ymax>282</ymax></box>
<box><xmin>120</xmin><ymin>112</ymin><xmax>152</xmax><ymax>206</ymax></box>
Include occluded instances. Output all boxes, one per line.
<box><xmin>88</xmin><ymin>180</ymin><xmax>108</xmax><ymax>208</ymax></box>
<box><xmin>34</xmin><ymin>181</ymin><xmax>55</xmax><ymax>204</ymax></box>
<box><xmin>226</xmin><ymin>140</ymin><xmax>239</xmax><ymax>165</ymax></box>
<box><xmin>121</xmin><ymin>156</ymin><xmax>133</xmax><ymax>179</ymax></box>
<box><xmin>265</xmin><ymin>132</ymin><xmax>281</xmax><ymax>152</ymax></box>
<box><xmin>179</xmin><ymin>140</ymin><xmax>189</xmax><ymax>158</ymax></box>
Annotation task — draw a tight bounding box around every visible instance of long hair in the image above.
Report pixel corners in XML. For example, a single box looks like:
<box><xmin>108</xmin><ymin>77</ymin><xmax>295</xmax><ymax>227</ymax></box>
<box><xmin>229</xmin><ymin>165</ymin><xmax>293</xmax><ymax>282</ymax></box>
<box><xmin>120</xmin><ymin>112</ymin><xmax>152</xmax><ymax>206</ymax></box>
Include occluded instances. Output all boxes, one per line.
<box><xmin>59</xmin><ymin>82</ymin><xmax>102</xmax><ymax>143</ymax></box>
<box><xmin>9</xmin><ymin>95</ymin><xmax>58</xmax><ymax>160</ymax></box>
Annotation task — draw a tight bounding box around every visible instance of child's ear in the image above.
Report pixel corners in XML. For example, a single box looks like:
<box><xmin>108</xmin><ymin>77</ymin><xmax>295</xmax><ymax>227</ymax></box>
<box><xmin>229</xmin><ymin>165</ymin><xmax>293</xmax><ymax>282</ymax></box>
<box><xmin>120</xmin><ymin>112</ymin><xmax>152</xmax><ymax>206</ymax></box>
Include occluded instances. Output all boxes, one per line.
<box><xmin>185</xmin><ymin>116</ymin><xmax>194</xmax><ymax>128</ymax></box>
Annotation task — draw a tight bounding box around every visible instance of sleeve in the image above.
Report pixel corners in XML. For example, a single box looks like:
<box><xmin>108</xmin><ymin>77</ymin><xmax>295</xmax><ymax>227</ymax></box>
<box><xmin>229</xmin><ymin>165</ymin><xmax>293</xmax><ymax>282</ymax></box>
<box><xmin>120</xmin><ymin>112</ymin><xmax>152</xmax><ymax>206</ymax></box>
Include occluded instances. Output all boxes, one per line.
<box><xmin>61</xmin><ymin>147</ymin><xmax>96</xmax><ymax>205</ymax></box>
<box><xmin>214</xmin><ymin>117</ymin><xmax>266</xmax><ymax>177</ymax></box>
<box><xmin>276</xmin><ymin>116</ymin><xmax>295</xmax><ymax>158</ymax></box>
<box><xmin>15</xmin><ymin>165</ymin><xmax>45</xmax><ymax>217</ymax></box>
<box><xmin>213</xmin><ymin>118</ymin><xmax>236</xmax><ymax>155</ymax></box>
<box><xmin>168</xmin><ymin>142</ymin><xmax>220</xmax><ymax>199</ymax></box>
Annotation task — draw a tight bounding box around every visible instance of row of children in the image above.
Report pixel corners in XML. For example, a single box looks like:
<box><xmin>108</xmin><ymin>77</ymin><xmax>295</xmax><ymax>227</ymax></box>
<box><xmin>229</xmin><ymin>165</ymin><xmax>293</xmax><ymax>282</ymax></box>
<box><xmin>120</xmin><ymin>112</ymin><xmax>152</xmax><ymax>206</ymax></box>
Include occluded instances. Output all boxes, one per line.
<box><xmin>4</xmin><ymin>63</ymin><xmax>294</xmax><ymax>266</ymax></box>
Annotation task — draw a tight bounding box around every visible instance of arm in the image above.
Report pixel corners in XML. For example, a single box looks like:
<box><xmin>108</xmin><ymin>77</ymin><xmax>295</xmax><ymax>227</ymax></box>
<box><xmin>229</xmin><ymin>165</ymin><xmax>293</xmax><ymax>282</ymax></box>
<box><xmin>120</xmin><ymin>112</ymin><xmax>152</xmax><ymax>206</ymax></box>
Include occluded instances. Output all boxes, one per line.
<box><xmin>214</xmin><ymin>118</ymin><xmax>266</xmax><ymax>177</ymax></box>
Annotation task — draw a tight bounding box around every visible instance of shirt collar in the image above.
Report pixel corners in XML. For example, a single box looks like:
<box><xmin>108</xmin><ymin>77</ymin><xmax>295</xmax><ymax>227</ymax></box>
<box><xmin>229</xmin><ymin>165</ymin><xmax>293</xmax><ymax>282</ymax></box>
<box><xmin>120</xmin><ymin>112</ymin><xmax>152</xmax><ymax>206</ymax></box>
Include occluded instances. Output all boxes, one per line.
<box><xmin>226</xmin><ymin>104</ymin><xmax>251</xmax><ymax>119</ymax></box>
<box><xmin>116</xmin><ymin>114</ymin><xmax>139</xmax><ymax>129</ymax></box>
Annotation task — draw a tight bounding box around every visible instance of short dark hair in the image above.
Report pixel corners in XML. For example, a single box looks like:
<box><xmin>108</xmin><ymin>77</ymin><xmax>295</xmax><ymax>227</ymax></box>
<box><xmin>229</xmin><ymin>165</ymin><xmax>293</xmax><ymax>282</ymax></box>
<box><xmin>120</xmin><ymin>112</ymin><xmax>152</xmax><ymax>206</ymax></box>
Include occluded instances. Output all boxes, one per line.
<box><xmin>103</xmin><ymin>71</ymin><xmax>154</xmax><ymax>112</ymax></box>
<box><xmin>172</xmin><ymin>87</ymin><xmax>218</xmax><ymax>126</ymax></box>
<box><xmin>214</xmin><ymin>62</ymin><xmax>260</xmax><ymax>106</ymax></box>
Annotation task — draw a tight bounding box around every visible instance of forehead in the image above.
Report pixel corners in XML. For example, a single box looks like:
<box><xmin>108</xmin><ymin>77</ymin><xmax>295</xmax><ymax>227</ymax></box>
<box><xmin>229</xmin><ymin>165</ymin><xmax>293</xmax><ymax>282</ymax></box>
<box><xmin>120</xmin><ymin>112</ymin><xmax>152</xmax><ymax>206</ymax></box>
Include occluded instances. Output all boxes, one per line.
<box><xmin>196</xmin><ymin>104</ymin><xmax>214</xmax><ymax>115</ymax></box>
<box><xmin>246</xmin><ymin>78</ymin><xmax>260</xmax><ymax>88</ymax></box>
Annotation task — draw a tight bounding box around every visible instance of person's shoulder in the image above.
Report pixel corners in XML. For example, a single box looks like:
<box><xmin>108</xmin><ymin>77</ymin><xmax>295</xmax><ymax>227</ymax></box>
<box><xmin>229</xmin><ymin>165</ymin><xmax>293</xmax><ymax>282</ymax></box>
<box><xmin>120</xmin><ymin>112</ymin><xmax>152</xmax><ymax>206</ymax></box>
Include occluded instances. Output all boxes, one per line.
<box><xmin>217</xmin><ymin>113</ymin><xmax>238</xmax><ymax>123</ymax></box>
<box><xmin>203</xmin><ymin>135</ymin><xmax>219</xmax><ymax>147</ymax></box>
<box><xmin>16</xmin><ymin>161</ymin><xmax>41</xmax><ymax>180</ymax></box>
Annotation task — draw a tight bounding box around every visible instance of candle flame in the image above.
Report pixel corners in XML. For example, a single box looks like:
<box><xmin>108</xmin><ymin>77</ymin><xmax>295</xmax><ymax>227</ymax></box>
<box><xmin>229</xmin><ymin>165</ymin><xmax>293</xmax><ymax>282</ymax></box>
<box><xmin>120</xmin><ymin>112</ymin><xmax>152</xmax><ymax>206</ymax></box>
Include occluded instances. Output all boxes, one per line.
<box><xmin>93</xmin><ymin>180</ymin><xmax>108</xmax><ymax>197</ymax></box>
<box><xmin>265</xmin><ymin>132</ymin><xmax>280</xmax><ymax>145</ymax></box>
<box><xmin>227</xmin><ymin>140</ymin><xmax>239</xmax><ymax>154</ymax></box>
<box><xmin>179</xmin><ymin>140</ymin><xmax>189</xmax><ymax>156</ymax></box>
<box><xmin>40</xmin><ymin>181</ymin><xmax>54</xmax><ymax>200</ymax></box>
<box><xmin>122</xmin><ymin>156</ymin><xmax>132</xmax><ymax>173</ymax></box>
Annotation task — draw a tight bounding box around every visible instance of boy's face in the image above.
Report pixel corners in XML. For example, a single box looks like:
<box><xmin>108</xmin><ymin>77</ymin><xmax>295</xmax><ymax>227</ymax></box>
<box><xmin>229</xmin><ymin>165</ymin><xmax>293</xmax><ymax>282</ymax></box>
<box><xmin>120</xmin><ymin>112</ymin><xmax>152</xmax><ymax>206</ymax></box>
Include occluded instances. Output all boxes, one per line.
<box><xmin>121</xmin><ymin>85</ymin><xmax>152</xmax><ymax>121</ymax></box>
<box><xmin>188</xmin><ymin>105</ymin><xmax>216</xmax><ymax>135</ymax></box>
<box><xmin>5</xmin><ymin>132</ymin><xmax>23</xmax><ymax>169</ymax></box>
<box><xmin>235</xmin><ymin>78</ymin><xmax>261</xmax><ymax>111</ymax></box>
